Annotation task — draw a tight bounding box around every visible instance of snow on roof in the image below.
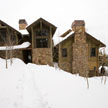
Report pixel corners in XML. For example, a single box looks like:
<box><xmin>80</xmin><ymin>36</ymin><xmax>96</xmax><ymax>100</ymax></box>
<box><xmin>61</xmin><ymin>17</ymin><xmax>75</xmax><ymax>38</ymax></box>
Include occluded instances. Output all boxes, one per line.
<box><xmin>0</xmin><ymin>42</ymin><xmax>31</xmax><ymax>50</ymax></box>
<box><xmin>99</xmin><ymin>66</ymin><xmax>108</xmax><ymax>76</ymax></box>
<box><xmin>19</xmin><ymin>29</ymin><xmax>29</xmax><ymax>35</ymax></box>
<box><xmin>54</xmin><ymin>31</ymin><xmax>73</xmax><ymax>46</ymax></box>
<box><xmin>0</xmin><ymin>19</ymin><xmax>21</xmax><ymax>34</ymax></box>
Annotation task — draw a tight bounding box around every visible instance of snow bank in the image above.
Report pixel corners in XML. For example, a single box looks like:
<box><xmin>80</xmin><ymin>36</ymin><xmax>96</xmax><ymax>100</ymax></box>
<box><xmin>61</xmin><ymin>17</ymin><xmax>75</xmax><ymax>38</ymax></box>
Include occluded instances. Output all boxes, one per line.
<box><xmin>99</xmin><ymin>66</ymin><xmax>108</xmax><ymax>76</ymax></box>
<box><xmin>0</xmin><ymin>42</ymin><xmax>30</xmax><ymax>50</ymax></box>
<box><xmin>0</xmin><ymin>58</ymin><xmax>108</xmax><ymax>108</ymax></box>
<box><xmin>0</xmin><ymin>58</ymin><xmax>48</xmax><ymax>108</ymax></box>
<box><xmin>27</xmin><ymin>63</ymin><xmax>108</xmax><ymax>108</ymax></box>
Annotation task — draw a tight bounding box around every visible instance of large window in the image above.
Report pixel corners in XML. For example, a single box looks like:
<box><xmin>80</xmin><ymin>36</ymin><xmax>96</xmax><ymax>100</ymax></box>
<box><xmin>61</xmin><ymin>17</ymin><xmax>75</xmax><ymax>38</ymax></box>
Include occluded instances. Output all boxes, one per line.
<box><xmin>36</xmin><ymin>30</ymin><xmax>49</xmax><ymax>36</ymax></box>
<box><xmin>90</xmin><ymin>48</ymin><xmax>96</xmax><ymax>57</ymax></box>
<box><xmin>36</xmin><ymin>38</ymin><xmax>48</xmax><ymax>48</ymax></box>
<box><xmin>62</xmin><ymin>48</ymin><xmax>67</xmax><ymax>57</ymax></box>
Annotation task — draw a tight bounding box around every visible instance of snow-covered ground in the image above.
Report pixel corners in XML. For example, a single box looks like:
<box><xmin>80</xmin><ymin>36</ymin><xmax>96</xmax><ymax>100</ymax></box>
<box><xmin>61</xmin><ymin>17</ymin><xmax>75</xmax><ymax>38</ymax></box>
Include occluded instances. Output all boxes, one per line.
<box><xmin>0</xmin><ymin>58</ymin><xmax>108</xmax><ymax>108</ymax></box>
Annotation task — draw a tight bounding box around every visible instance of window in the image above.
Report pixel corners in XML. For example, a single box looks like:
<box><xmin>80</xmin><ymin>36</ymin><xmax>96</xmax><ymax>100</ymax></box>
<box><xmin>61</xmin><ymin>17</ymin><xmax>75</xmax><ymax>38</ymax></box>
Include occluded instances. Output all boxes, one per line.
<box><xmin>62</xmin><ymin>48</ymin><xmax>67</xmax><ymax>57</ymax></box>
<box><xmin>36</xmin><ymin>30</ymin><xmax>41</xmax><ymax>36</ymax></box>
<box><xmin>36</xmin><ymin>38</ymin><xmax>48</xmax><ymax>48</ymax></box>
<box><xmin>41</xmin><ymin>30</ymin><xmax>48</xmax><ymax>36</ymax></box>
<box><xmin>36</xmin><ymin>30</ymin><xmax>48</xmax><ymax>36</ymax></box>
<box><xmin>90</xmin><ymin>48</ymin><xmax>96</xmax><ymax>57</ymax></box>
<box><xmin>0</xmin><ymin>29</ymin><xmax>6</xmax><ymax>42</ymax></box>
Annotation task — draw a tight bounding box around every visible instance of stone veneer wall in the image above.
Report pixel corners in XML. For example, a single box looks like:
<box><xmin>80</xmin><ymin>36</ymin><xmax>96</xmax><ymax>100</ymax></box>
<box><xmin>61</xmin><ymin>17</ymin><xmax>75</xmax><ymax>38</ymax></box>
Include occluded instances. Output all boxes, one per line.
<box><xmin>72</xmin><ymin>43</ymin><xmax>89</xmax><ymax>76</ymax></box>
<box><xmin>0</xmin><ymin>50</ymin><xmax>23</xmax><ymax>60</ymax></box>
<box><xmin>32</xmin><ymin>48</ymin><xmax>52</xmax><ymax>65</ymax></box>
<box><xmin>72</xmin><ymin>27</ymin><xmax>89</xmax><ymax>76</ymax></box>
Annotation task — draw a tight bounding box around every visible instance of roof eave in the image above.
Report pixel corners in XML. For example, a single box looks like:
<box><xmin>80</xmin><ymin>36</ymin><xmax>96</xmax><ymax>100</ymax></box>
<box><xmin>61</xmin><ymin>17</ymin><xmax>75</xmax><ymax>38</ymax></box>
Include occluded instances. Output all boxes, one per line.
<box><xmin>26</xmin><ymin>17</ymin><xmax>57</xmax><ymax>30</ymax></box>
<box><xmin>0</xmin><ymin>20</ymin><xmax>21</xmax><ymax>35</ymax></box>
<box><xmin>86</xmin><ymin>32</ymin><xmax>106</xmax><ymax>48</ymax></box>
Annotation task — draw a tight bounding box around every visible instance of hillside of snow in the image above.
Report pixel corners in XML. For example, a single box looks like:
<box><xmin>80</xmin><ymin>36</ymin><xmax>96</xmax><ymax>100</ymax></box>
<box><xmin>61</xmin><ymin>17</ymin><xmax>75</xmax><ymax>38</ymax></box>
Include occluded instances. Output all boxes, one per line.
<box><xmin>0</xmin><ymin>58</ymin><xmax>108</xmax><ymax>108</ymax></box>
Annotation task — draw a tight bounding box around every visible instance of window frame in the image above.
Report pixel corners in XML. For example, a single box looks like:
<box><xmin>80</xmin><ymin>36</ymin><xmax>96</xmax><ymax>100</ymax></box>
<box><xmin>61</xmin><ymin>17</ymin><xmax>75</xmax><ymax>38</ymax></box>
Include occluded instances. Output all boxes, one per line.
<box><xmin>36</xmin><ymin>29</ymin><xmax>49</xmax><ymax>36</ymax></box>
<box><xmin>62</xmin><ymin>48</ymin><xmax>67</xmax><ymax>57</ymax></box>
<box><xmin>90</xmin><ymin>47</ymin><xmax>96</xmax><ymax>57</ymax></box>
<box><xmin>36</xmin><ymin>38</ymin><xmax>48</xmax><ymax>48</ymax></box>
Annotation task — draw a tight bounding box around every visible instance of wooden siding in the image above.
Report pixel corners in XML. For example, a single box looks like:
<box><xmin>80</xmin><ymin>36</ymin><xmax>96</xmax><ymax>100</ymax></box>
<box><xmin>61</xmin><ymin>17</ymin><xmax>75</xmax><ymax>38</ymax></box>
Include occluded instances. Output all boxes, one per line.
<box><xmin>58</xmin><ymin>33</ymin><xmax>102</xmax><ymax>77</ymax></box>
<box><xmin>87</xmin><ymin>38</ymin><xmax>99</xmax><ymax>72</ymax></box>
<box><xmin>59</xmin><ymin>37</ymin><xmax>74</xmax><ymax>72</ymax></box>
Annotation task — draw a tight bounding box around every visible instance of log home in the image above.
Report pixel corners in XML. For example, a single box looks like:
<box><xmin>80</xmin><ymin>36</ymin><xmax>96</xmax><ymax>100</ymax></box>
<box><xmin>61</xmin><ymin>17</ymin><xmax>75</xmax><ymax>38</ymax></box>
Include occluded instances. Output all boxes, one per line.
<box><xmin>0</xmin><ymin>20</ymin><xmax>23</xmax><ymax>59</ymax></box>
<box><xmin>26</xmin><ymin>18</ymin><xmax>57</xmax><ymax>65</ymax></box>
<box><xmin>55</xmin><ymin>20</ymin><xmax>106</xmax><ymax>77</ymax></box>
<box><xmin>0</xmin><ymin>18</ymin><xmax>106</xmax><ymax>77</ymax></box>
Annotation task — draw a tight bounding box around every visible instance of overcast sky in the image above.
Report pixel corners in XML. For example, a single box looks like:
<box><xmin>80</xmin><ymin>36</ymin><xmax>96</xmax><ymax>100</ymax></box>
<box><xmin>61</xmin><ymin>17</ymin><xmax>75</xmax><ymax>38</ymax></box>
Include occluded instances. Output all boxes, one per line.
<box><xmin>0</xmin><ymin>0</ymin><xmax>108</xmax><ymax>52</ymax></box>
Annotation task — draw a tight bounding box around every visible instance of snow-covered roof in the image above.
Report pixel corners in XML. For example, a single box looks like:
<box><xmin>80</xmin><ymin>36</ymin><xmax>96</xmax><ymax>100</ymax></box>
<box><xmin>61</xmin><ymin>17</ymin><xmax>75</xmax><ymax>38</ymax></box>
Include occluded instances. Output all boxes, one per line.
<box><xmin>19</xmin><ymin>29</ymin><xmax>29</xmax><ymax>35</ymax></box>
<box><xmin>54</xmin><ymin>31</ymin><xmax>74</xmax><ymax>46</ymax></box>
<box><xmin>0</xmin><ymin>19</ymin><xmax>21</xmax><ymax>34</ymax></box>
<box><xmin>0</xmin><ymin>19</ymin><xmax>29</xmax><ymax>36</ymax></box>
<box><xmin>0</xmin><ymin>42</ymin><xmax>31</xmax><ymax>50</ymax></box>
<box><xmin>54</xmin><ymin>31</ymin><xmax>106</xmax><ymax>48</ymax></box>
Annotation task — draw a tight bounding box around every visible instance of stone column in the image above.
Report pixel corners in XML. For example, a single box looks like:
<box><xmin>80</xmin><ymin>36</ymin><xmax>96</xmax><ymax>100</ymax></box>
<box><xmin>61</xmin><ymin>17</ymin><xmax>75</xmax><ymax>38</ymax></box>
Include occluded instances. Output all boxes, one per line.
<box><xmin>72</xmin><ymin>20</ymin><xmax>89</xmax><ymax>76</ymax></box>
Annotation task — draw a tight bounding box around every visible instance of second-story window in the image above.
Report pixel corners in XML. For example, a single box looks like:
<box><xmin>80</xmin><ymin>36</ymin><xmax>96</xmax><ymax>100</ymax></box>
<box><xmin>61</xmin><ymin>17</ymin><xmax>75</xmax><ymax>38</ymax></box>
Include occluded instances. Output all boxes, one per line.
<box><xmin>36</xmin><ymin>30</ymin><xmax>48</xmax><ymax>36</ymax></box>
<box><xmin>36</xmin><ymin>38</ymin><xmax>48</xmax><ymax>48</ymax></box>
<box><xmin>36</xmin><ymin>30</ymin><xmax>41</xmax><ymax>36</ymax></box>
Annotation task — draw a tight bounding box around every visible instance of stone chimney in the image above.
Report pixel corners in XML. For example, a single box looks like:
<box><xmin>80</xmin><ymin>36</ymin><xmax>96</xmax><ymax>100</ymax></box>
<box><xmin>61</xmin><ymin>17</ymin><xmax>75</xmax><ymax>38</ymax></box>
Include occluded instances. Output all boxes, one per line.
<box><xmin>72</xmin><ymin>20</ymin><xmax>85</xmax><ymax>33</ymax></box>
<box><xmin>19</xmin><ymin>19</ymin><xmax>27</xmax><ymax>30</ymax></box>
<box><xmin>72</xmin><ymin>20</ymin><xmax>86</xmax><ymax>43</ymax></box>
<box><xmin>71</xmin><ymin>20</ymin><xmax>89</xmax><ymax>76</ymax></box>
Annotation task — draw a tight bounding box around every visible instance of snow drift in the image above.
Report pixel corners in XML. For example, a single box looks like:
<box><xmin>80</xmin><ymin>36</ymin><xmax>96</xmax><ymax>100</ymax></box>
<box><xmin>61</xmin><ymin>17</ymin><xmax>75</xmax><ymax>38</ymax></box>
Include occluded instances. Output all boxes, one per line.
<box><xmin>0</xmin><ymin>58</ymin><xmax>108</xmax><ymax>108</ymax></box>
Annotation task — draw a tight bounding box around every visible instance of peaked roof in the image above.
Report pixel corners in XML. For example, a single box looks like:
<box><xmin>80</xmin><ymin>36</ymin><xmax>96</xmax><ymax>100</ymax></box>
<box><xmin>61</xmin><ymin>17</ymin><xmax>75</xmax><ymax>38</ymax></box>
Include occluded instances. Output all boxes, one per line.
<box><xmin>57</xmin><ymin>32</ymin><xmax>106</xmax><ymax>47</ymax></box>
<box><xmin>86</xmin><ymin>32</ymin><xmax>106</xmax><ymax>47</ymax></box>
<box><xmin>0</xmin><ymin>20</ymin><xmax>21</xmax><ymax>35</ymax></box>
<box><xmin>60</xmin><ymin>29</ymin><xmax>72</xmax><ymax>37</ymax></box>
<box><xmin>27</xmin><ymin>17</ymin><xmax>57</xmax><ymax>31</ymax></box>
